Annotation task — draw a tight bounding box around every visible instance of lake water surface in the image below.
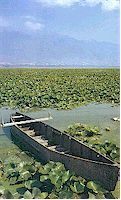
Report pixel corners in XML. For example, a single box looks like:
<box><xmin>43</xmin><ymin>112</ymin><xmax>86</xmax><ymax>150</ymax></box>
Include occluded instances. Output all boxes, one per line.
<box><xmin>0</xmin><ymin>103</ymin><xmax>120</xmax><ymax>160</ymax></box>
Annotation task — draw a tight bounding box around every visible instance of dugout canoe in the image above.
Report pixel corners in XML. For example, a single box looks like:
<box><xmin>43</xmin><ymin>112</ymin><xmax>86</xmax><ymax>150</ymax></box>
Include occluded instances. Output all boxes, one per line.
<box><xmin>10</xmin><ymin>112</ymin><xmax>119</xmax><ymax>191</ymax></box>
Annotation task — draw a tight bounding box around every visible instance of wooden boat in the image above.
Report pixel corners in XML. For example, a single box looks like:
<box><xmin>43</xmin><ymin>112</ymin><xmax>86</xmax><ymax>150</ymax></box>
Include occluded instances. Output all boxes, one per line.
<box><xmin>10</xmin><ymin>112</ymin><xmax>119</xmax><ymax>191</ymax></box>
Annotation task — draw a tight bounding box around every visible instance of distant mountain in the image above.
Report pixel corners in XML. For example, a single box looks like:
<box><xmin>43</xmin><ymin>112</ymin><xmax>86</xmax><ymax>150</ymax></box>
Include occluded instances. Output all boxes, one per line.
<box><xmin>0</xmin><ymin>30</ymin><xmax>119</xmax><ymax>66</ymax></box>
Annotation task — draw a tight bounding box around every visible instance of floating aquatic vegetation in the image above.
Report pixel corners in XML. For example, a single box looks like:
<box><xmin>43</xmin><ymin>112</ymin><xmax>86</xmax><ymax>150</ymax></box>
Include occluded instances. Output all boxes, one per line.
<box><xmin>0</xmin><ymin>159</ymin><xmax>118</xmax><ymax>199</ymax></box>
<box><xmin>0</xmin><ymin>68</ymin><xmax>119</xmax><ymax>111</ymax></box>
<box><xmin>65</xmin><ymin>123</ymin><xmax>120</xmax><ymax>163</ymax></box>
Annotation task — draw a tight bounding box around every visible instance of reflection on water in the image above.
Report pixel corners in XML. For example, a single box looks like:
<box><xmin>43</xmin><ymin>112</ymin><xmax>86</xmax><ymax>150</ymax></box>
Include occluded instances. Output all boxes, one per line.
<box><xmin>0</xmin><ymin>103</ymin><xmax>120</xmax><ymax>161</ymax></box>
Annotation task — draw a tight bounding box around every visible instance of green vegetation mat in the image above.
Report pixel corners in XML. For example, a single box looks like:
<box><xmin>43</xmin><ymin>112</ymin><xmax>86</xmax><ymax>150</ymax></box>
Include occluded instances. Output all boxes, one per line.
<box><xmin>0</xmin><ymin>158</ymin><xmax>119</xmax><ymax>199</ymax></box>
<box><xmin>64</xmin><ymin>123</ymin><xmax>120</xmax><ymax>163</ymax></box>
<box><xmin>0</xmin><ymin>68</ymin><xmax>119</xmax><ymax>111</ymax></box>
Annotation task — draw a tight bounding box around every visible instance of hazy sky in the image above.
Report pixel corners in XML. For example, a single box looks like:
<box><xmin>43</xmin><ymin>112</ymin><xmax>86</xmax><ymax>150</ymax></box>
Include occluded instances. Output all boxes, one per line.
<box><xmin>0</xmin><ymin>0</ymin><xmax>120</xmax><ymax>44</ymax></box>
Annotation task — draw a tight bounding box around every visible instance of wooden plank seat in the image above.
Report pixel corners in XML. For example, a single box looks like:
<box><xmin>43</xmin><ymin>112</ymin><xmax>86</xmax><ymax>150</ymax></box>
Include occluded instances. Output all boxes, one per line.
<box><xmin>48</xmin><ymin>145</ymin><xmax>57</xmax><ymax>150</ymax></box>
<box><xmin>25</xmin><ymin>130</ymin><xmax>35</xmax><ymax>137</ymax></box>
<box><xmin>21</xmin><ymin>127</ymin><xmax>31</xmax><ymax>131</ymax></box>
<box><xmin>33</xmin><ymin>136</ymin><xmax>48</xmax><ymax>146</ymax></box>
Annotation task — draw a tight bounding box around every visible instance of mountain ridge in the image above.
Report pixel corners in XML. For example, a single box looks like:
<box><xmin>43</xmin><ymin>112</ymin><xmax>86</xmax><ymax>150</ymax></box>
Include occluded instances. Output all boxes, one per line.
<box><xmin>0</xmin><ymin>30</ymin><xmax>119</xmax><ymax>66</ymax></box>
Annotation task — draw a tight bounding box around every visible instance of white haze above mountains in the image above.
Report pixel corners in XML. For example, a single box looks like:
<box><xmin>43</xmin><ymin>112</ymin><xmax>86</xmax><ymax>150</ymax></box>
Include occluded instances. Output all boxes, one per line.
<box><xmin>0</xmin><ymin>30</ymin><xmax>119</xmax><ymax>67</ymax></box>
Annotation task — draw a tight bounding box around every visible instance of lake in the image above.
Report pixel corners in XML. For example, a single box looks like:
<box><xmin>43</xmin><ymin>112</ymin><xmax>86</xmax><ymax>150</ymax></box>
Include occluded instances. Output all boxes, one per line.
<box><xmin>0</xmin><ymin>103</ymin><xmax>119</xmax><ymax>161</ymax></box>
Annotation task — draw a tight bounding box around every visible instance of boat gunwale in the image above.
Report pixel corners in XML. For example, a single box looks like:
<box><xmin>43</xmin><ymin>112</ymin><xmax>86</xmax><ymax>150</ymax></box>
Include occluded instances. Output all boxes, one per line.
<box><xmin>10</xmin><ymin>113</ymin><xmax>119</xmax><ymax>168</ymax></box>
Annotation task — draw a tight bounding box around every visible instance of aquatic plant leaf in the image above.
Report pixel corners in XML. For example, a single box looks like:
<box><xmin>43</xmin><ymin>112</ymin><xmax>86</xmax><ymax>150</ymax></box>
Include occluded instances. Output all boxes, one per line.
<box><xmin>44</xmin><ymin>161</ymin><xmax>55</xmax><ymax>172</ymax></box>
<box><xmin>49</xmin><ymin>173</ymin><xmax>60</xmax><ymax>185</ymax></box>
<box><xmin>32</xmin><ymin>187</ymin><xmax>41</xmax><ymax>198</ymax></box>
<box><xmin>100</xmin><ymin>147</ymin><xmax>107</xmax><ymax>155</ymax></box>
<box><xmin>70</xmin><ymin>175</ymin><xmax>80</xmax><ymax>182</ymax></box>
<box><xmin>16</xmin><ymin>186</ymin><xmax>27</xmax><ymax>195</ymax></box>
<box><xmin>39</xmin><ymin>166</ymin><xmax>50</xmax><ymax>174</ymax></box>
<box><xmin>31</xmin><ymin>180</ymin><xmax>42</xmax><ymax>188</ymax></box>
<box><xmin>70</xmin><ymin>175</ymin><xmax>86</xmax><ymax>184</ymax></box>
<box><xmin>48</xmin><ymin>192</ymin><xmax>58</xmax><ymax>199</ymax></box>
<box><xmin>4</xmin><ymin>156</ymin><xmax>21</xmax><ymax>165</ymax></box>
<box><xmin>87</xmin><ymin>181</ymin><xmax>107</xmax><ymax>194</ymax></box>
<box><xmin>17</xmin><ymin>162</ymin><xmax>27</xmax><ymax>173</ymax></box>
<box><xmin>4</xmin><ymin>168</ymin><xmax>16</xmax><ymax>178</ymax></box>
<box><xmin>9</xmin><ymin>176</ymin><xmax>17</xmax><ymax>185</ymax></box>
<box><xmin>23</xmin><ymin>190</ymin><xmax>33</xmax><ymax>199</ymax></box>
<box><xmin>95</xmin><ymin>192</ymin><xmax>105</xmax><ymax>199</ymax></box>
<box><xmin>37</xmin><ymin>192</ymin><xmax>48</xmax><ymax>199</ymax></box>
<box><xmin>13</xmin><ymin>192</ymin><xmax>21</xmax><ymax>199</ymax></box>
<box><xmin>62</xmin><ymin>170</ymin><xmax>70</xmax><ymax>183</ymax></box>
<box><xmin>88</xmin><ymin>192</ymin><xmax>96</xmax><ymax>199</ymax></box>
<box><xmin>3</xmin><ymin>189</ymin><xmax>14</xmax><ymax>199</ymax></box>
<box><xmin>19</xmin><ymin>171</ymin><xmax>31</xmax><ymax>181</ymax></box>
<box><xmin>70</xmin><ymin>181</ymin><xmax>85</xmax><ymax>194</ymax></box>
<box><xmin>55</xmin><ymin>179</ymin><xmax>63</xmax><ymax>192</ymax></box>
<box><xmin>54</xmin><ymin>162</ymin><xmax>65</xmax><ymax>172</ymax></box>
<box><xmin>40</xmin><ymin>175</ymin><xmax>49</xmax><ymax>182</ymax></box>
<box><xmin>34</xmin><ymin>161</ymin><xmax>43</xmax><ymax>169</ymax></box>
<box><xmin>58</xmin><ymin>188</ymin><xmax>73</xmax><ymax>199</ymax></box>
<box><xmin>24</xmin><ymin>180</ymin><xmax>36</xmax><ymax>189</ymax></box>
<box><xmin>87</xmin><ymin>181</ymin><xmax>98</xmax><ymax>193</ymax></box>
<box><xmin>23</xmin><ymin>164</ymin><xmax>36</xmax><ymax>173</ymax></box>
<box><xmin>0</xmin><ymin>171</ymin><xmax>3</xmax><ymax>179</ymax></box>
<box><xmin>0</xmin><ymin>185</ymin><xmax>5</xmax><ymax>195</ymax></box>
<box><xmin>72</xmin><ymin>192</ymin><xmax>80</xmax><ymax>199</ymax></box>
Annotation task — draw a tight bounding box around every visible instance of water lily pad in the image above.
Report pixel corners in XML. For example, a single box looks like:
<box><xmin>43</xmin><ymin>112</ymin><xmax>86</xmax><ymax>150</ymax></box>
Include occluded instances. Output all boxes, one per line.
<box><xmin>37</xmin><ymin>192</ymin><xmax>48</xmax><ymax>199</ymax></box>
<box><xmin>40</xmin><ymin>175</ymin><xmax>49</xmax><ymax>182</ymax></box>
<box><xmin>95</xmin><ymin>192</ymin><xmax>105</xmax><ymax>199</ymax></box>
<box><xmin>87</xmin><ymin>181</ymin><xmax>98</xmax><ymax>193</ymax></box>
<box><xmin>88</xmin><ymin>192</ymin><xmax>96</xmax><ymax>199</ymax></box>
<box><xmin>31</xmin><ymin>180</ymin><xmax>42</xmax><ymax>188</ymax></box>
<box><xmin>55</xmin><ymin>179</ymin><xmax>63</xmax><ymax>192</ymax></box>
<box><xmin>0</xmin><ymin>185</ymin><xmax>5</xmax><ymax>195</ymax></box>
<box><xmin>9</xmin><ymin>176</ymin><xmax>17</xmax><ymax>185</ymax></box>
<box><xmin>70</xmin><ymin>175</ymin><xmax>86</xmax><ymax>184</ymax></box>
<box><xmin>54</xmin><ymin>162</ymin><xmax>65</xmax><ymax>172</ymax></box>
<box><xmin>58</xmin><ymin>187</ymin><xmax>73</xmax><ymax>199</ymax></box>
<box><xmin>39</xmin><ymin>166</ymin><xmax>50</xmax><ymax>174</ymax></box>
<box><xmin>49</xmin><ymin>173</ymin><xmax>60</xmax><ymax>185</ymax></box>
<box><xmin>3</xmin><ymin>189</ymin><xmax>14</xmax><ymax>199</ymax></box>
<box><xmin>16</xmin><ymin>186</ymin><xmax>27</xmax><ymax>195</ymax></box>
<box><xmin>32</xmin><ymin>187</ymin><xmax>41</xmax><ymax>198</ymax></box>
<box><xmin>70</xmin><ymin>181</ymin><xmax>85</xmax><ymax>194</ymax></box>
<box><xmin>48</xmin><ymin>192</ymin><xmax>58</xmax><ymax>199</ymax></box>
<box><xmin>62</xmin><ymin>170</ymin><xmax>70</xmax><ymax>184</ymax></box>
<box><xmin>4</xmin><ymin>168</ymin><xmax>16</xmax><ymax>178</ymax></box>
<box><xmin>23</xmin><ymin>163</ymin><xmax>36</xmax><ymax>173</ymax></box>
<box><xmin>87</xmin><ymin>181</ymin><xmax>107</xmax><ymax>194</ymax></box>
<box><xmin>13</xmin><ymin>192</ymin><xmax>21</xmax><ymax>199</ymax></box>
<box><xmin>35</xmin><ymin>162</ymin><xmax>43</xmax><ymax>169</ymax></box>
<box><xmin>23</xmin><ymin>190</ymin><xmax>33</xmax><ymax>199</ymax></box>
<box><xmin>19</xmin><ymin>171</ymin><xmax>31</xmax><ymax>181</ymax></box>
<box><xmin>0</xmin><ymin>171</ymin><xmax>3</xmax><ymax>179</ymax></box>
<box><xmin>24</xmin><ymin>180</ymin><xmax>35</xmax><ymax>189</ymax></box>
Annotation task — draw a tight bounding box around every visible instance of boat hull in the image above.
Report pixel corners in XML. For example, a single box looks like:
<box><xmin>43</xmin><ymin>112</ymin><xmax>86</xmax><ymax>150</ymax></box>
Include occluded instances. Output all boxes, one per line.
<box><xmin>10</xmin><ymin>115</ymin><xmax>119</xmax><ymax>191</ymax></box>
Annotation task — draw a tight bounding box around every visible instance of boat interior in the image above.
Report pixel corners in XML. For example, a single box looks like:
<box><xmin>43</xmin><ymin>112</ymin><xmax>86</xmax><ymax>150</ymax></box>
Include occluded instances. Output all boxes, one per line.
<box><xmin>11</xmin><ymin>113</ymin><xmax>114</xmax><ymax>165</ymax></box>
